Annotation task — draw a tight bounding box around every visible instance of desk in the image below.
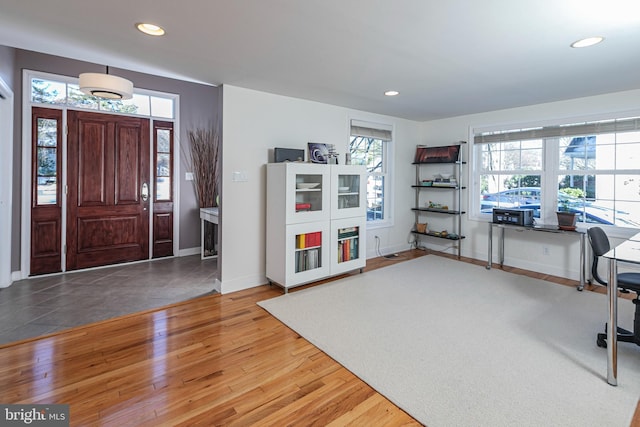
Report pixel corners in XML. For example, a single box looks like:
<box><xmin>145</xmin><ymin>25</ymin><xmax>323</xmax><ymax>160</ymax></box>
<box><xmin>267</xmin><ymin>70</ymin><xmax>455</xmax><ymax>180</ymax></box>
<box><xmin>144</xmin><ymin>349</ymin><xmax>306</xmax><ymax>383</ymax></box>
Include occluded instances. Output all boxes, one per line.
<box><xmin>487</xmin><ymin>222</ymin><xmax>586</xmax><ymax>290</ymax></box>
<box><xmin>200</xmin><ymin>207</ymin><xmax>219</xmax><ymax>260</ymax></box>
<box><xmin>602</xmin><ymin>231</ymin><xmax>640</xmax><ymax>386</ymax></box>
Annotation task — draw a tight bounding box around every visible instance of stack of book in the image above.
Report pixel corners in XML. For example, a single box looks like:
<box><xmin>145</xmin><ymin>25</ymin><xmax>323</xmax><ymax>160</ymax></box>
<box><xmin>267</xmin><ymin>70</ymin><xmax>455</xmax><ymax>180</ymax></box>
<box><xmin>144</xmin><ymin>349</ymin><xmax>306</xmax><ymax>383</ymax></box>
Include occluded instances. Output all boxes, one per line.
<box><xmin>337</xmin><ymin>227</ymin><xmax>359</xmax><ymax>263</ymax></box>
<box><xmin>296</xmin><ymin>231</ymin><xmax>322</xmax><ymax>249</ymax></box>
<box><xmin>432</xmin><ymin>178</ymin><xmax>458</xmax><ymax>187</ymax></box>
<box><xmin>295</xmin><ymin>202</ymin><xmax>312</xmax><ymax>212</ymax></box>
<box><xmin>295</xmin><ymin>248</ymin><xmax>320</xmax><ymax>272</ymax></box>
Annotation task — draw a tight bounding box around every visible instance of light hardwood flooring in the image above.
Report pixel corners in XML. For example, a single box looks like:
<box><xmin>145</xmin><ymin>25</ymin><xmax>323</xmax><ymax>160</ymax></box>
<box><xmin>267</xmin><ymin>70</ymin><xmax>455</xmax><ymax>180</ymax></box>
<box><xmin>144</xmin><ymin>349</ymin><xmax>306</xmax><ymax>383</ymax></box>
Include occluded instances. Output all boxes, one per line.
<box><xmin>0</xmin><ymin>250</ymin><xmax>638</xmax><ymax>426</ymax></box>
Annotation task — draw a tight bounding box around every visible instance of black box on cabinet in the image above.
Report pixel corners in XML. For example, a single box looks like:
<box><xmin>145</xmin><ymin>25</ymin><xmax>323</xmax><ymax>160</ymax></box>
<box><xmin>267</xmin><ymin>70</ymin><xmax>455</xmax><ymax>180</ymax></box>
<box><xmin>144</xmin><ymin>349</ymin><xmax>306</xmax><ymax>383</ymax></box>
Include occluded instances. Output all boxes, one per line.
<box><xmin>274</xmin><ymin>148</ymin><xmax>305</xmax><ymax>163</ymax></box>
<box><xmin>492</xmin><ymin>208</ymin><xmax>534</xmax><ymax>226</ymax></box>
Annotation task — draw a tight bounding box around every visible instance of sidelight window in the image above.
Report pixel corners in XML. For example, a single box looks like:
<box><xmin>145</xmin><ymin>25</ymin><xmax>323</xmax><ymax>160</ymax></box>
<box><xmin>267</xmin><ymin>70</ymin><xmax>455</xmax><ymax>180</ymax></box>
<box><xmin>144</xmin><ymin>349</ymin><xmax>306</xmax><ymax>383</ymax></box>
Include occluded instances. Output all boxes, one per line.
<box><xmin>35</xmin><ymin>117</ymin><xmax>59</xmax><ymax>205</ymax></box>
<box><xmin>154</xmin><ymin>123</ymin><xmax>173</xmax><ymax>201</ymax></box>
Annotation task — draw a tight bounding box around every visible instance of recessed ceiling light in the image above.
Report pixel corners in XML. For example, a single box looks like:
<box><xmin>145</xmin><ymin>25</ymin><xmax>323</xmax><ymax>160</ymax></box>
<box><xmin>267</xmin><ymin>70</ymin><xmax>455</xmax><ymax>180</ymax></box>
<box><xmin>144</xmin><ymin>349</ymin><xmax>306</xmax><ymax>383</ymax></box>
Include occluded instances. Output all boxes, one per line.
<box><xmin>384</xmin><ymin>90</ymin><xmax>399</xmax><ymax>96</ymax></box>
<box><xmin>136</xmin><ymin>23</ymin><xmax>165</xmax><ymax>36</ymax></box>
<box><xmin>570</xmin><ymin>36</ymin><xmax>604</xmax><ymax>48</ymax></box>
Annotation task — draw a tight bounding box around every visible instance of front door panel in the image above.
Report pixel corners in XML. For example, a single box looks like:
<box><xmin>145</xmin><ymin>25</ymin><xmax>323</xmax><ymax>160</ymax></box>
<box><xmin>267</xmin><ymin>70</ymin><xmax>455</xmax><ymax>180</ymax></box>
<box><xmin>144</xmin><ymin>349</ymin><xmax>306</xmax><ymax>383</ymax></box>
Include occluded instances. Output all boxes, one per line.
<box><xmin>67</xmin><ymin>110</ymin><xmax>150</xmax><ymax>270</ymax></box>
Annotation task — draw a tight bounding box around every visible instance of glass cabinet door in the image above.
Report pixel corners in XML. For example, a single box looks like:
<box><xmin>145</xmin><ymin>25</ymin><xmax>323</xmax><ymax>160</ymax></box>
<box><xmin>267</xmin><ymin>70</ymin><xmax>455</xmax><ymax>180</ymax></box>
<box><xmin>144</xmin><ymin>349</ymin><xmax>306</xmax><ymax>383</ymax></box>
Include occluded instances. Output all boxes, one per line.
<box><xmin>331</xmin><ymin>165</ymin><xmax>367</xmax><ymax>219</ymax></box>
<box><xmin>284</xmin><ymin>163</ymin><xmax>330</xmax><ymax>224</ymax></box>
<box><xmin>330</xmin><ymin>217</ymin><xmax>366</xmax><ymax>274</ymax></box>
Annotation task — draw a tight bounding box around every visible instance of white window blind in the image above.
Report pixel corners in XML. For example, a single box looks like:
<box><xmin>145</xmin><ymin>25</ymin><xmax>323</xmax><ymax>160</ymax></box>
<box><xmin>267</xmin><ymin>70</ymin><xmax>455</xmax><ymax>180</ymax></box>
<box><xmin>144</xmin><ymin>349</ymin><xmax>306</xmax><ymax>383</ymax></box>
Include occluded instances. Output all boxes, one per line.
<box><xmin>474</xmin><ymin>117</ymin><xmax>640</xmax><ymax>144</ymax></box>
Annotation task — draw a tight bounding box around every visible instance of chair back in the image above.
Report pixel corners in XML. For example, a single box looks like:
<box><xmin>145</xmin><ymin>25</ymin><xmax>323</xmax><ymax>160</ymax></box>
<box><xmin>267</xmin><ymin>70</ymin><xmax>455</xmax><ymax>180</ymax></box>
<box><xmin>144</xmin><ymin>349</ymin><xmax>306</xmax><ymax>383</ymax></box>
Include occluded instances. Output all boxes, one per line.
<box><xmin>588</xmin><ymin>227</ymin><xmax>611</xmax><ymax>256</ymax></box>
<box><xmin>588</xmin><ymin>227</ymin><xmax>610</xmax><ymax>286</ymax></box>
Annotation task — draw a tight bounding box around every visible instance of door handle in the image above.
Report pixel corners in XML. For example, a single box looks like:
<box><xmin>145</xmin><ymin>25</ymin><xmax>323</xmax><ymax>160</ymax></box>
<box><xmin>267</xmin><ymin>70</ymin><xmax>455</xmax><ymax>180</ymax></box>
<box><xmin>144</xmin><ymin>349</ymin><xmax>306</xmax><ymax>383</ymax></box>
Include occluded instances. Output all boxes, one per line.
<box><xmin>141</xmin><ymin>183</ymin><xmax>149</xmax><ymax>202</ymax></box>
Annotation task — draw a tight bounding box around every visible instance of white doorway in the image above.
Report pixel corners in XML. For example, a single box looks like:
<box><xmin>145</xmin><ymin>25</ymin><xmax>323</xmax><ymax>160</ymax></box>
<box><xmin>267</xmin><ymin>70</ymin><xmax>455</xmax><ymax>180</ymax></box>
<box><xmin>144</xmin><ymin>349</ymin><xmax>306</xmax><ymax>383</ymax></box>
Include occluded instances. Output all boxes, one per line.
<box><xmin>0</xmin><ymin>76</ymin><xmax>13</xmax><ymax>287</ymax></box>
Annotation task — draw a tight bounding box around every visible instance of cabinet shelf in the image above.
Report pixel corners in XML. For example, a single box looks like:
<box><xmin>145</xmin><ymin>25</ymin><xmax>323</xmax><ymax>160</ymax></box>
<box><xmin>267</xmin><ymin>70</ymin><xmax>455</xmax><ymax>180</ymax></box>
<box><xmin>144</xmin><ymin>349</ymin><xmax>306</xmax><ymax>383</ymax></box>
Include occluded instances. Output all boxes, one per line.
<box><xmin>295</xmin><ymin>245</ymin><xmax>321</xmax><ymax>251</ymax></box>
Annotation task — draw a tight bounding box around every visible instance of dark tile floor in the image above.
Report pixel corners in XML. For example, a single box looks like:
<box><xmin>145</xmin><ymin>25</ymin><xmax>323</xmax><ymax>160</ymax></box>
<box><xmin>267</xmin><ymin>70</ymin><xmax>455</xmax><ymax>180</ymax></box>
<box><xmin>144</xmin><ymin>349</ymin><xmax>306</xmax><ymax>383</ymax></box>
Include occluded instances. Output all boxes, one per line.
<box><xmin>0</xmin><ymin>255</ymin><xmax>218</xmax><ymax>346</ymax></box>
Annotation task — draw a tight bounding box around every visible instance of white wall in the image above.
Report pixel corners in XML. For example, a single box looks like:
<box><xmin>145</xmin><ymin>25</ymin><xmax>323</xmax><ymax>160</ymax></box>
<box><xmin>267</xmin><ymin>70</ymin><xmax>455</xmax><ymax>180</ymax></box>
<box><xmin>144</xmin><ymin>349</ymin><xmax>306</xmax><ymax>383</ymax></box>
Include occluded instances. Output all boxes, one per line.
<box><xmin>421</xmin><ymin>89</ymin><xmax>640</xmax><ymax>281</ymax></box>
<box><xmin>0</xmin><ymin>76</ymin><xmax>13</xmax><ymax>287</ymax></box>
<box><xmin>220</xmin><ymin>85</ymin><xmax>421</xmax><ymax>294</ymax></box>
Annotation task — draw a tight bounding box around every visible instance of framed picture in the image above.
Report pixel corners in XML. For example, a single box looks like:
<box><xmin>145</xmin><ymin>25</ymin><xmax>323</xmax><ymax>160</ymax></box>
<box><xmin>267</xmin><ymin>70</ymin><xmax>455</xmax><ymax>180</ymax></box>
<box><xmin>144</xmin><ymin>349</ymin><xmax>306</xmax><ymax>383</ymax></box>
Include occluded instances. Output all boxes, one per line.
<box><xmin>414</xmin><ymin>144</ymin><xmax>460</xmax><ymax>164</ymax></box>
<box><xmin>308</xmin><ymin>142</ymin><xmax>330</xmax><ymax>164</ymax></box>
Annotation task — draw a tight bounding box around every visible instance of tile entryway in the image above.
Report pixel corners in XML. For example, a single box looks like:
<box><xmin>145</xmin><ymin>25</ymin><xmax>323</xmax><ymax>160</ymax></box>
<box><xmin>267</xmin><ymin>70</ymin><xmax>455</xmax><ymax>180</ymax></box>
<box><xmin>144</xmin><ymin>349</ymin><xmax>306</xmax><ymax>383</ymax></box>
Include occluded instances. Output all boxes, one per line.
<box><xmin>0</xmin><ymin>255</ymin><xmax>217</xmax><ymax>346</ymax></box>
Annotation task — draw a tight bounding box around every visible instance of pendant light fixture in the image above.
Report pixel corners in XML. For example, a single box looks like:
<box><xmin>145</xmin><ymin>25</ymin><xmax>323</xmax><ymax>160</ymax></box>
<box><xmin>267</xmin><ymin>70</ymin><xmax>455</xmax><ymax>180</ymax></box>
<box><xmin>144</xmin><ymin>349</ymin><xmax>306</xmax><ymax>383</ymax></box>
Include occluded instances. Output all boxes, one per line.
<box><xmin>79</xmin><ymin>66</ymin><xmax>133</xmax><ymax>100</ymax></box>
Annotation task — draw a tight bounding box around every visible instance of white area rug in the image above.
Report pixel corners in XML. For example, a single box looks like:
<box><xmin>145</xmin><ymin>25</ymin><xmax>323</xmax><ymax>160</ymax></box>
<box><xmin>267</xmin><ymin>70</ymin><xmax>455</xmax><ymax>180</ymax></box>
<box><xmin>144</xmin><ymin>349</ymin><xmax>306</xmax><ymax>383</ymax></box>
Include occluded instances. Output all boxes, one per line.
<box><xmin>258</xmin><ymin>256</ymin><xmax>640</xmax><ymax>427</ymax></box>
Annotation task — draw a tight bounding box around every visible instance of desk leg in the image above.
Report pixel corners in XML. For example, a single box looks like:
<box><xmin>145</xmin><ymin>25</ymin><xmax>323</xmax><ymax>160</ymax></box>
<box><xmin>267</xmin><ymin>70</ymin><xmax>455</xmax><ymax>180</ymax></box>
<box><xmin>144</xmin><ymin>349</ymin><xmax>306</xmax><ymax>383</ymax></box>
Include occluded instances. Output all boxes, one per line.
<box><xmin>487</xmin><ymin>223</ymin><xmax>492</xmax><ymax>269</ymax></box>
<box><xmin>607</xmin><ymin>257</ymin><xmax>618</xmax><ymax>386</ymax></box>
<box><xmin>578</xmin><ymin>233</ymin><xmax>585</xmax><ymax>291</ymax></box>
<box><xmin>499</xmin><ymin>227</ymin><xmax>505</xmax><ymax>267</ymax></box>
<box><xmin>201</xmin><ymin>218</ymin><xmax>205</xmax><ymax>260</ymax></box>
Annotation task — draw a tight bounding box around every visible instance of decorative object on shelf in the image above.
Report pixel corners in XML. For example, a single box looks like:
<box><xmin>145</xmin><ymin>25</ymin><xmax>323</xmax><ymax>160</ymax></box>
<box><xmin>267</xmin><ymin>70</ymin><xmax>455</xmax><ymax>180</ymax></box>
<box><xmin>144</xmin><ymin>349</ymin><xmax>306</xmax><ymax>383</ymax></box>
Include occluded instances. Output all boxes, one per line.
<box><xmin>308</xmin><ymin>142</ymin><xmax>333</xmax><ymax>164</ymax></box>
<box><xmin>327</xmin><ymin>144</ymin><xmax>338</xmax><ymax>164</ymax></box>
<box><xmin>414</xmin><ymin>144</ymin><xmax>461</xmax><ymax>164</ymax></box>
<box><xmin>296</xmin><ymin>182</ymin><xmax>320</xmax><ymax>189</ymax></box>
<box><xmin>428</xmin><ymin>201</ymin><xmax>448</xmax><ymax>210</ymax></box>
<box><xmin>345</xmin><ymin>153</ymin><xmax>351</xmax><ymax>165</ymax></box>
<box><xmin>416</xmin><ymin>223</ymin><xmax>427</xmax><ymax>233</ymax></box>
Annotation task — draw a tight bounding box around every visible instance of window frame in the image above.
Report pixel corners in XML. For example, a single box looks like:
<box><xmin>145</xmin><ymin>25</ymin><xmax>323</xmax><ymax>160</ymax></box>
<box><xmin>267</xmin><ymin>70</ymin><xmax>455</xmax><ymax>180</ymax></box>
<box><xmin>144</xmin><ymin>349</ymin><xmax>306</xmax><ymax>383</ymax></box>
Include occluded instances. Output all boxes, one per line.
<box><xmin>470</xmin><ymin>112</ymin><xmax>640</xmax><ymax>234</ymax></box>
<box><xmin>27</xmin><ymin>70</ymin><xmax>177</xmax><ymax>120</ymax></box>
<box><xmin>349</xmin><ymin>119</ymin><xmax>394</xmax><ymax>229</ymax></box>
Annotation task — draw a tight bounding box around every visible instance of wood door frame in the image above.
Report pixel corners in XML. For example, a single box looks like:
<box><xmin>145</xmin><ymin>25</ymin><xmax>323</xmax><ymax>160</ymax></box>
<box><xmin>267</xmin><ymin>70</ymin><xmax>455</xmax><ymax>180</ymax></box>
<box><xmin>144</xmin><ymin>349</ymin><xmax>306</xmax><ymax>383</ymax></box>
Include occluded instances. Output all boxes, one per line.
<box><xmin>20</xmin><ymin>70</ymin><xmax>182</xmax><ymax>278</ymax></box>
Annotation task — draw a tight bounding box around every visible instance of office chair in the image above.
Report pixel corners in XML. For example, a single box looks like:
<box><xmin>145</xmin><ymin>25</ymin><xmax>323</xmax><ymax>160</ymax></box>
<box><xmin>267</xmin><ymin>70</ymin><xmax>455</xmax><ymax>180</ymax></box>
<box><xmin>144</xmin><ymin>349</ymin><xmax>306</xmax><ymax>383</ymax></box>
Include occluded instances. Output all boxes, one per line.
<box><xmin>587</xmin><ymin>227</ymin><xmax>640</xmax><ymax>348</ymax></box>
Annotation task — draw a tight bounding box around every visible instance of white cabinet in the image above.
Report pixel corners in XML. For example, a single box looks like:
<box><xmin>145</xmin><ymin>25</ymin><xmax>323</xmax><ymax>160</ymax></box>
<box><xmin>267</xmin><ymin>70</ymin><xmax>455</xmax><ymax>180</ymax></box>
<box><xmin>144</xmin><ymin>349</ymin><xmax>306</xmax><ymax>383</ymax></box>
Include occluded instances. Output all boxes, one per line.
<box><xmin>267</xmin><ymin>163</ymin><xmax>366</xmax><ymax>292</ymax></box>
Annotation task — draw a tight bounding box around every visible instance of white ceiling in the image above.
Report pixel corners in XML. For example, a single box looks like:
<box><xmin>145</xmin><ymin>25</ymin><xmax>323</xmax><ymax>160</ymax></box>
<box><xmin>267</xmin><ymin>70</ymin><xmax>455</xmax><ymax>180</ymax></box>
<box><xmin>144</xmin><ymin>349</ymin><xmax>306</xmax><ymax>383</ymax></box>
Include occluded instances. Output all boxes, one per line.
<box><xmin>1</xmin><ymin>0</ymin><xmax>639</xmax><ymax>121</ymax></box>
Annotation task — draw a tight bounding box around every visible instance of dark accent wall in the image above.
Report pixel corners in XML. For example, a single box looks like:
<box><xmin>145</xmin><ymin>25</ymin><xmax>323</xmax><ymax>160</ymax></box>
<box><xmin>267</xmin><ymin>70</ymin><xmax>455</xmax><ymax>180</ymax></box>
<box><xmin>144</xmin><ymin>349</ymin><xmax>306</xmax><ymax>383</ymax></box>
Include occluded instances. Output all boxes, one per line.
<box><xmin>9</xmin><ymin>47</ymin><xmax>220</xmax><ymax>272</ymax></box>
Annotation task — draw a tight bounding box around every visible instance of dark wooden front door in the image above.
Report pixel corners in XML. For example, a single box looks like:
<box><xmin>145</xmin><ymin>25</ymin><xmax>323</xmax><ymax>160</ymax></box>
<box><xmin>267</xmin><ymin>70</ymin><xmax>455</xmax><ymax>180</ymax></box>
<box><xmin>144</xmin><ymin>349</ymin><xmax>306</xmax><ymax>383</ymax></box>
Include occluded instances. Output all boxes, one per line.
<box><xmin>66</xmin><ymin>111</ymin><xmax>150</xmax><ymax>271</ymax></box>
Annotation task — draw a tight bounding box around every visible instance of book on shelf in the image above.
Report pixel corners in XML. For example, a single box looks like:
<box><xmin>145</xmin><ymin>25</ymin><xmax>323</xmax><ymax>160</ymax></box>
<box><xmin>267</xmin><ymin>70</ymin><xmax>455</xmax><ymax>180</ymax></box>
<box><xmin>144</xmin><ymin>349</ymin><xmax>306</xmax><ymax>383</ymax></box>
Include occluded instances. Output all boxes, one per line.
<box><xmin>296</xmin><ymin>247</ymin><xmax>321</xmax><ymax>272</ymax></box>
<box><xmin>338</xmin><ymin>238</ymin><xmax>358</xmax><ymax>263</ymax></box>
<box><xmin>296</xmin><ymin>231</ymin><xmax>322</xmax><ymax>249</ymax></box>
<box><xmin>432</xmin><ymin>179</ymin><xmax>457</xmax><ymax>187</ymax></box>
<box><xmin>295</xmin><ymin>202</ymin><xmax>312</xmax><ymax>212</ymax></box>
<box><xmin>337</xmin><ymin>226</ymin><xmax>359</xmax><ymax>240</ymax></box>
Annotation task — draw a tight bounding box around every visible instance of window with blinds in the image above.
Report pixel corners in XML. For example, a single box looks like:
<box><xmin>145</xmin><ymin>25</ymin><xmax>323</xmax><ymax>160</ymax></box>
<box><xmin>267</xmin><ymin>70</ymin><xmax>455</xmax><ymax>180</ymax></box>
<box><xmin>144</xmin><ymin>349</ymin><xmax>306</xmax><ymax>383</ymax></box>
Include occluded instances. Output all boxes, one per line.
<box><xmin>349</xmin><ymin>120</ymin><xmax>392</xmax><ymax>223</ymax></box>
<box><xmin>473</xmin><ymin>116</ymin><xmax>640</xmax><ymax>228</ymax></box>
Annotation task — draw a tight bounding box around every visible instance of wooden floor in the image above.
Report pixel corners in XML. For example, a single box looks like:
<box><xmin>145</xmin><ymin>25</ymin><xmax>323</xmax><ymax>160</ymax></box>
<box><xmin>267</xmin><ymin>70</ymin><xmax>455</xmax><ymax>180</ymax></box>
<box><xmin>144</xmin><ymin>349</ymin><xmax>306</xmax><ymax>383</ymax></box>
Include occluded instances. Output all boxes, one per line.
<box><xmin>1</xmin><ymin>250</ymin><xmax>638</xmax><ymax>426</ymax></box>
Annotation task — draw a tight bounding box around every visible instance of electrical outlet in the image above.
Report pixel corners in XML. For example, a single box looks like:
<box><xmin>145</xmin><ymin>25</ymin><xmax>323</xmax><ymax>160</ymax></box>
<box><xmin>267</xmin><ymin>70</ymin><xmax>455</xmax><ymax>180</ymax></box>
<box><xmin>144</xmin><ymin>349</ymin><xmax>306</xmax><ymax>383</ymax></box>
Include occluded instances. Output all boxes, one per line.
<box><xmin>543</xmin><ymin>246</ymin><xmax>550</xmax><ymax>255</ymax></box>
